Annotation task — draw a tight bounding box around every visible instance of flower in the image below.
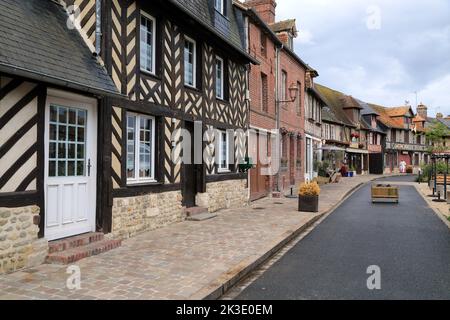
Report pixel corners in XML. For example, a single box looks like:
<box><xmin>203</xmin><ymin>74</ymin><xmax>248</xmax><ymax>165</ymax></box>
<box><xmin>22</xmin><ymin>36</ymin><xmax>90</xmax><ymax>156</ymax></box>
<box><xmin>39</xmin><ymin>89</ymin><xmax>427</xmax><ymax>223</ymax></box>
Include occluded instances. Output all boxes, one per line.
<box><xmin>298</xmin><ymin>181</ymin><xmax>320</xmax><ymax>196</ymax></box>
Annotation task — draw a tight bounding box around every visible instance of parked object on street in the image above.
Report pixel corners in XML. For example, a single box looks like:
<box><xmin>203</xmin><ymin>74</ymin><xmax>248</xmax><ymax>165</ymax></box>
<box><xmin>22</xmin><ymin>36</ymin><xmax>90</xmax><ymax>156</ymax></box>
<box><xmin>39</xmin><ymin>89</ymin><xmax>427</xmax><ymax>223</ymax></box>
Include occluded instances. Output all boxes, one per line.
<box><xmin>298</xmin><ymin>181</ymin><xmax>320</xmax><ymax>212</ymax></box>
<box><xmin>371</xmin><ymin>184</ymin><xmax>399</xmax><ymax>203</ymax></box>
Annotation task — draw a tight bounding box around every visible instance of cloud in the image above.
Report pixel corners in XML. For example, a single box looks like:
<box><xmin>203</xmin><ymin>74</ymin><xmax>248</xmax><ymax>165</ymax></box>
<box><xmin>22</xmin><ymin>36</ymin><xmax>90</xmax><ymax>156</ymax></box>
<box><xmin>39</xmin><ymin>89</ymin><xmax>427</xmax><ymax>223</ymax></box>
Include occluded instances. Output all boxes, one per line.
<box><xmin>274</xmin><ymin>0</ymin><xmax>450</xmax><ymax>115</ymax></box>
<box><xmin>296</xmin><ymin>29</ymin><xmax>314</xmax><ymax>44</ymax></box>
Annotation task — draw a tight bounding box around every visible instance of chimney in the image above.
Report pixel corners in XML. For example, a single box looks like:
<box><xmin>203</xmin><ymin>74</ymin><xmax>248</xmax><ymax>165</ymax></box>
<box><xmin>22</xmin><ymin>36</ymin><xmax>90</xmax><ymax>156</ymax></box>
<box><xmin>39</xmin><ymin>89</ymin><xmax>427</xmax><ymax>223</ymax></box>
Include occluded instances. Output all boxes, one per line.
<box><xmin>416</xmin><ymin>103</ymin><xmax>428</xmax><ymax>119</ymax></box>
<box><xmin>245</xmin><ymin>0</ymin><xmax>277</xmax><ymax>24</ymax></box>
<box><xmin>437</xmin><ymin>112</ymin><xmax>443</xmax><ymax>119</ymax></box>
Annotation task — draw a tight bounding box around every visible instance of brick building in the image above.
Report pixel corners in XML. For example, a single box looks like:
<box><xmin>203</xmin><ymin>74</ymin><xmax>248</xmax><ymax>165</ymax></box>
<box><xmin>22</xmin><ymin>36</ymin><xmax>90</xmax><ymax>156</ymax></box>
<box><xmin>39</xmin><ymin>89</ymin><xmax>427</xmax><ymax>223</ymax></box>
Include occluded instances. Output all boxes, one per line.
<box><xmin>243</xmin><ymin>0</ymin><xmax>311</xmax><ymax>197</ymax></box>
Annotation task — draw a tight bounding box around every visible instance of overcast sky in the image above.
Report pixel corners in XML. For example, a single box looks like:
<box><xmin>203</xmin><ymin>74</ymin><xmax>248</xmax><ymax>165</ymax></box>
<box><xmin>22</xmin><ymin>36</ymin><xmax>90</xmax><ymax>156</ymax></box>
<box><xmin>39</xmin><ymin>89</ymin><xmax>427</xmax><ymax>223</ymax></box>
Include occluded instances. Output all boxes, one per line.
<box><xmin>276</xmin><ymin>0</ymin><xmax>450</xmax><ymax>116</ymax></box>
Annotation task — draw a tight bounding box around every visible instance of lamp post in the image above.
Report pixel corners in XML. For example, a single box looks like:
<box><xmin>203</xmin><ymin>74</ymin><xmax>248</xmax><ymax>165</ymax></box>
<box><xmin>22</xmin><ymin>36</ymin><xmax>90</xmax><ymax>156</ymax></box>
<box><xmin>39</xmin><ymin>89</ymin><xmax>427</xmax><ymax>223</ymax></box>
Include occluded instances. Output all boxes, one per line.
<box><xmin>274</xmin><ymin>83</ymin><xmax>299</xmax><ymax>194</ymax></box>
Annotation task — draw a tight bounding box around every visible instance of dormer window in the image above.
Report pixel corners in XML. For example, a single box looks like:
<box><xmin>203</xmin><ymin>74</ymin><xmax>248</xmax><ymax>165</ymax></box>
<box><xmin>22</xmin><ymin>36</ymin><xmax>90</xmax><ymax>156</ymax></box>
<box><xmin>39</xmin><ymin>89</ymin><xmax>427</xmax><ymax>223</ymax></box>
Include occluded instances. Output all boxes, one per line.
<box><xmin>215</xmin><ymin>0</ymin><xmax>225</xmax><ymax>15</ymax></box>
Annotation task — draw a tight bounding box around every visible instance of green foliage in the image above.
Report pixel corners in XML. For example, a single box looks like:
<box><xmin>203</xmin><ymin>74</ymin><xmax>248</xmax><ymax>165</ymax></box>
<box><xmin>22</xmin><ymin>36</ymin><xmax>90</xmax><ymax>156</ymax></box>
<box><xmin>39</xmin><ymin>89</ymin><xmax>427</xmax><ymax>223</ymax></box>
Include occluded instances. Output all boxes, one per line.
<box><xmin>318</xmin><ymin>161</ymin><xmax>330</xmax><ymax>177</ymax></box>
<box><xmin>420</xmin><ymin>162</ymin><xmax>450</xmax><ymax>181</ymax></box>
<box><xmin>426</xmin><ymin>121</ymin><xmax>450</xmax><ymax>151</ymax></box>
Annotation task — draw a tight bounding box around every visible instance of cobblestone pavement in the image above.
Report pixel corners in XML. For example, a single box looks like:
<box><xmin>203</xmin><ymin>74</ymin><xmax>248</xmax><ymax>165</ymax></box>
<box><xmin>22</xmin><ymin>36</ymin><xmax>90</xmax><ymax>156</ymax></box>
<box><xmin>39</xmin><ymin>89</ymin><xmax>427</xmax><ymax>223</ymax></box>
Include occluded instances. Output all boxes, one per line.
<box><xmin>0</xmin><ymin>175</ymin><xmax>382</xmax><ymax>300</ymax></box>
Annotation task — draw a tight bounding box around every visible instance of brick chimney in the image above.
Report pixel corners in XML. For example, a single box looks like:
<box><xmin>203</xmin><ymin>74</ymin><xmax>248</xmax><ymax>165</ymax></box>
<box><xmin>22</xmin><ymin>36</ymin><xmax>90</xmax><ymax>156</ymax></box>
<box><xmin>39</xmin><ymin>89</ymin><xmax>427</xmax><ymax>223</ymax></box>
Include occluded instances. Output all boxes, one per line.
<box><xmin>416</xmin><ymin>103</ymin><xmax>428</xmax><ymax>119</ymax></box>
<box><xmin>245</xmin><ymin>0</ymin><xmax>277</xmax><ymax>24</ymax></box>
<box><xmin>437</xmin><ymin>112</ymin><xmax>443</xmax><ymax>119</ymax></box>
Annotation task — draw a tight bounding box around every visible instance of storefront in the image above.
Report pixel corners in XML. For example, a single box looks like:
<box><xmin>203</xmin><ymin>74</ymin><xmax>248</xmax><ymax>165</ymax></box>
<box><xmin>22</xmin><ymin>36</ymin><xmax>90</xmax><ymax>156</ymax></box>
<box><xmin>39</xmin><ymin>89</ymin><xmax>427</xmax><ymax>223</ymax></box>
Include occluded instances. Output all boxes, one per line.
<box><xmin>305</xmin><ymin>135</ymin><xmax>322</xmax><ymax>181</ymax></box>
<box><xmin>345</xmin><ymin>148</ymin><xmax>369</xmax><ymax>175</ymax></box>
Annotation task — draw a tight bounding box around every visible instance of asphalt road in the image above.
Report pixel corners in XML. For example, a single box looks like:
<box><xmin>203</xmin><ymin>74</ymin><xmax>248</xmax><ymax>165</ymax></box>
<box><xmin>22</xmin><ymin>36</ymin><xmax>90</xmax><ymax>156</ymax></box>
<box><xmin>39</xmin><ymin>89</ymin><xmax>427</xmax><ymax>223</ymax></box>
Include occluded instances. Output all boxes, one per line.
<box><xmin>237</xmin><ymin>177</ymin><xmax>450</xmax><ymax>300</ymax></box>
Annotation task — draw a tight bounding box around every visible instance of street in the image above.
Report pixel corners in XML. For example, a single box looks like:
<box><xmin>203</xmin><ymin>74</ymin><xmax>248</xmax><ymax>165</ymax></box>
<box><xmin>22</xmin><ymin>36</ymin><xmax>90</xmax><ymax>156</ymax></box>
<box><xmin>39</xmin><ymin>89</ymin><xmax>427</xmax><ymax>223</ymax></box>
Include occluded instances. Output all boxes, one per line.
<box><xmin>237</xmin><ymin>176</ymin><xmax>450</xmax><ymax>300</ymax></box>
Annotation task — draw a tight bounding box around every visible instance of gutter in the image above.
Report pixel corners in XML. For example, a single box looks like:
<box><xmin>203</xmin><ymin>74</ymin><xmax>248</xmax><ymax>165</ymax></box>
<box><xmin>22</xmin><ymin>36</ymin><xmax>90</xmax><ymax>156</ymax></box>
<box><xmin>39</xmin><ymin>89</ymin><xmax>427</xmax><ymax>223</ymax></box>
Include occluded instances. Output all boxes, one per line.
<box><xmin>0</xmin><ymin>64</ymin><xmax>124</xmax><ymax>99</ymax></box>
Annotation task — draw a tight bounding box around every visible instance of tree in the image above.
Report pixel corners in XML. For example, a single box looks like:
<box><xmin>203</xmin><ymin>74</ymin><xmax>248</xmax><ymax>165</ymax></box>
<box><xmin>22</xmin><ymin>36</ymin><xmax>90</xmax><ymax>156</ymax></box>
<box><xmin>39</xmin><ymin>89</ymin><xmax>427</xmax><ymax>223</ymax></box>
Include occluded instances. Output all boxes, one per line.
<box><xmin>426</xmin><ymin>121</ymin><xmax>450</xmax><ymax>153</ymax></box>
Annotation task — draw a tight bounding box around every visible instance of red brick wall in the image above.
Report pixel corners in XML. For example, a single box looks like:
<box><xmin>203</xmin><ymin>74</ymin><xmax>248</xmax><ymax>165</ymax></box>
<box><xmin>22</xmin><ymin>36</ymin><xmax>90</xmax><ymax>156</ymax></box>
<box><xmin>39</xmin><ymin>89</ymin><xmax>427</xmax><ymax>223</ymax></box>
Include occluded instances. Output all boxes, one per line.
<box><xmin>278</xmin><ymin>49</ymin><xmax>306</xmax><ymax>188</ymax></box>
<box><xmin>248</xmin><ymin>21</ymin><xmax>277</xmax><ymax>131</ymax></box>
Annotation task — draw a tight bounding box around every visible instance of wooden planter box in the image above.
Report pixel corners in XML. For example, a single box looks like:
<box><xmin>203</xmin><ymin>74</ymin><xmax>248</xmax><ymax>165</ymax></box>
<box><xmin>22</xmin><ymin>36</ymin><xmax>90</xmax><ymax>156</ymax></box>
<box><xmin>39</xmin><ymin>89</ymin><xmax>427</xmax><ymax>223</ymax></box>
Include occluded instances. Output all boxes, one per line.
<box><xmin>371</xmin><ymin>184</ymin><xmax>399</xmax><ymax>203</ymax></box>
<box><xmin>298</xmin><ymin>195</ymin><xmax>319</xmax><ymax>212</ymax></box>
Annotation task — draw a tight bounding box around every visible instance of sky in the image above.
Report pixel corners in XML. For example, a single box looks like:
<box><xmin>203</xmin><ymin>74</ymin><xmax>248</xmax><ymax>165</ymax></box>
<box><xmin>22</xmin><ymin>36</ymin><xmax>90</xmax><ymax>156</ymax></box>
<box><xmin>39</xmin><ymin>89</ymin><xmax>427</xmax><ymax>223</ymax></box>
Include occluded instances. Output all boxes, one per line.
<box><xmin>276</xmin><ymin>0</ymin><xmax>450</xmax><ymax>116</ymax></box>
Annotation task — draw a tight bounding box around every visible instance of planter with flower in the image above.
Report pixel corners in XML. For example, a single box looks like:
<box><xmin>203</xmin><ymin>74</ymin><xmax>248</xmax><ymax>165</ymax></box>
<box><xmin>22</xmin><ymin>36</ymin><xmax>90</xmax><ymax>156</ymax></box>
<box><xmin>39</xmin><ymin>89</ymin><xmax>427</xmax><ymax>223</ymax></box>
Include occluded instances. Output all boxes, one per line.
<box><xmin>298</xmin><ymin>181</ymin><xmax>320</xmax><ymax>212</ymax></box>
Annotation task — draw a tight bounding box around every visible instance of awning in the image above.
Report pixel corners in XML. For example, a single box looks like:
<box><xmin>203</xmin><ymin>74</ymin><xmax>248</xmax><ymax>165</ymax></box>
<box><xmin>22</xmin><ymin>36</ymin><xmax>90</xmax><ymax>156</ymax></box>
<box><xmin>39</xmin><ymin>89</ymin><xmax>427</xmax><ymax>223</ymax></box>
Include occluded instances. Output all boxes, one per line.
<box><xmin>346</xmin><ymin>148</ymin><xmax>369</xmax><ymax>154</ymax></box>
<box><xmin>318</xmin><ymin>145</ymin><xmax>346</xmax><ymax>152</ymax></box>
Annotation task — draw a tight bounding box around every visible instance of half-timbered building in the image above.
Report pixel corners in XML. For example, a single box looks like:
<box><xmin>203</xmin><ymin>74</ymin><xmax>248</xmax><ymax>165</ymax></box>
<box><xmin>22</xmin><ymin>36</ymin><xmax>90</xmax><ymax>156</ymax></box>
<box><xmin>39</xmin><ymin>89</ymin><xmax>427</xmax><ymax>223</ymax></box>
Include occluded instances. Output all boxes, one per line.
<box><xmin>0</xmin><ymin>0</ymin><xmax>254</xmax><ymax>273</ymax></box>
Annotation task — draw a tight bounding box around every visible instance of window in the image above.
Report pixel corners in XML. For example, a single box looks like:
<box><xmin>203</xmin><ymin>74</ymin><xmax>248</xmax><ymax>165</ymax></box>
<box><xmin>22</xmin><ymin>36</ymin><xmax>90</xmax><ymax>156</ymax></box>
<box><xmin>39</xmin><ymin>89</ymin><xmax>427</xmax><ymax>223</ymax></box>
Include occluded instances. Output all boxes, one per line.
<box><xmin>218</xmin><ymin>130</ymin><xmax>229</xmax><ymax>172</ymax></box>
<box><xmin>261</xmin><ymin>73</ymin><xmax>268</xmax><ymax>112</ymax></box>
<box><xmin>184</xmin><ymin>36</ymin><xmax>196</xmax><ymax>87</ymax></box>
<box><xmin>140</xmin><ymin>12</ymin><xmax>156</xmax><ymax>74</ymax></box>
<box><xmin>296</xmin><ymin>81</ymin><xmax>301</xmax><ymax>114</ymax></box>
<box><xmin>331</xmin><ymin>125</ymin><xmax>336</xmax><ymax>140</ymax></box>
<box><xmin>48</xmin><ymin>105</ymin><xmax>86</xmax><ymax>177</ymax></box>
<box><xmin>281</xmin><ymin>70</ymin><xmax>287</xmax><ymax>101</ymax></box>
<box><xmin>260</xmin><ymin>32</ymin><xmax>267</xmax><ymax>57</ymax></box>
<box><xmin>214</xmin><ymin>0</ymin><xmax>224</xmax><ymax>15</ymax></box>
<box><xmin>127</xmin><ymin>113</ymin><xmax>156</xmax><ymax>183</ymax></box>
<box><xmin>216</xmin><ymin>56</ymin><xmax>224</xmax><ymax>99</ymax></box>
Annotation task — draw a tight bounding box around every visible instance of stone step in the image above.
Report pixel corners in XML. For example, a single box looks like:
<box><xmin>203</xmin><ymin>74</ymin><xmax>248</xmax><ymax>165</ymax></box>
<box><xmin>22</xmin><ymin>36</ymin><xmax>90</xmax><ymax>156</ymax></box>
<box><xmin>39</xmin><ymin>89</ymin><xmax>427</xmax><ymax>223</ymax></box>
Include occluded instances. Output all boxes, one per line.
<box><xmin>46</xmin><ymin>239</ymin><xmax>122</xmax><ymax>265</ymax></box>
<box><xmin>186</xmin><ymin>206</ymin><xmax>208</xmax><ymax>217</ymax></box>
<box><xmin>186</xmin><ymin>212</ymin><xmax>217</xmax><ymax>221</ymax></box>
<box><xmin>48</xmin><ymin>232</ymin><xmax>104</xmax><ymax>254</ymax></box>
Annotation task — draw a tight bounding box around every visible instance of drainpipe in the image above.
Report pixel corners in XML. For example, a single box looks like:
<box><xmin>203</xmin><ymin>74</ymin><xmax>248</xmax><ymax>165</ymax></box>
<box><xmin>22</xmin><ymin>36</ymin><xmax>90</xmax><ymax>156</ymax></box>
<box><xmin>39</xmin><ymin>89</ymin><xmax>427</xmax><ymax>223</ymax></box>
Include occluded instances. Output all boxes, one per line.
<box><xmin>95</xmin><ymin>0</ymin><xmax>102</xmax><ymax>56</ymax></box>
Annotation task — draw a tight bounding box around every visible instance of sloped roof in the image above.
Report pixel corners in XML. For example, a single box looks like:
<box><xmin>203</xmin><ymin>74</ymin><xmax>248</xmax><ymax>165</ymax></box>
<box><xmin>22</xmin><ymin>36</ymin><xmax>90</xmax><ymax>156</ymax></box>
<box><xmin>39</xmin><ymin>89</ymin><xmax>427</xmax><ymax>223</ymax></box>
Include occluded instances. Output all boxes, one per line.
<box><xmin>171</xmin><ymin>0</ymin><xmax>256</xmax><ymax>63</ymax></box>
<box><xmin>413</xmin><ymin>115</ymin><xmax>426</xmax><ymax>123</ymax></box>
<box><xmin>385</xmin><ymin>106</ymin><xmax>413</xmax><ymax>117</ymax></box>
<box><xmin>369</xmin><ymin>104</ymin><xmax>406</xmax><ymax>129</ymax></box>
<box><xmin>360</xmin><ymin>100</ymin><xmax>380</xmax><ymax>116</ymax></box>
<box><xmin>340</xmin><ymin>95</ymin><xmax>363</xmax><ymax>109</ymax></box>
<box><xmin>314</xmin><ymin>84</ymin><xmax>356</xmax><ymax>127</ymax></box>
<box><xmin>269</xmin><ymin>19</ymin><xmax>297</xmax><ymax>34</ymax></box>
<box><xmin>0</xmin><ymin>0</ymin><xmax>119</xmax><ymax>97</ymax></box>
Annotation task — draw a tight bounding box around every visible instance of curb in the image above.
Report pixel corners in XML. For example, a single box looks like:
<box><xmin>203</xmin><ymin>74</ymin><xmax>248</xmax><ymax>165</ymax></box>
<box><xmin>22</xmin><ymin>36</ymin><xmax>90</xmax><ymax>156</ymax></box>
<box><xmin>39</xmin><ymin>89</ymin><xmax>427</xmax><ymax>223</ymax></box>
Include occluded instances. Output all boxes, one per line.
<box><xmin>191</xmin><ymin>179</ymin><xmax>369</xmax><ymax>300</ymax></box>
<box><xmin>414</xmin><ymin>185</ymin><xmax>450</xmax><ymax>230</ymax></box>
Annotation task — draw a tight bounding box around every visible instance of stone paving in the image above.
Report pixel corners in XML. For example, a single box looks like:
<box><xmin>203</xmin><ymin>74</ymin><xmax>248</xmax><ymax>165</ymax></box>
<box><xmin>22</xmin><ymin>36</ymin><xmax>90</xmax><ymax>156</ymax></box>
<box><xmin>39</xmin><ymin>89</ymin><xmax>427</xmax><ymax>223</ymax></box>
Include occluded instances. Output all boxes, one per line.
<box><xmin>0</xmin><ymin>175</ymin><xmax>381</xmax><ymax>300</ymax></box>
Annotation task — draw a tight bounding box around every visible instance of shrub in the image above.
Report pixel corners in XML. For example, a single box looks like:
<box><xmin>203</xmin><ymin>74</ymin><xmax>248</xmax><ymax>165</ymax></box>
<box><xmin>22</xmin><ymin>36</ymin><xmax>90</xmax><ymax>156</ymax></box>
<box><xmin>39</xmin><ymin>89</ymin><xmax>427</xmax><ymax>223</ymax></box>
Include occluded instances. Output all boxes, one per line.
<box><xmin>299</xmin><ymin>181</ymin><xmax>321</xmax><ymax>196</ymax></box>
<box><xmin>318</xmin><ymin>161</ymin><xmax>330</xmax><ymax>177</ymax></box>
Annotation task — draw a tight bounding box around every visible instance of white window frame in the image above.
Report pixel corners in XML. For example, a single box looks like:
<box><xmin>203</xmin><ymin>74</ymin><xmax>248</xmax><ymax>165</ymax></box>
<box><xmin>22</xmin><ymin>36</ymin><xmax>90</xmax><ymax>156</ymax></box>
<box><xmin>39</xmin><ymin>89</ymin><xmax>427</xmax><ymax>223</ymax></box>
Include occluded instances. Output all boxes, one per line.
<box><xmin>218</xmin><ymin>130</ymin><xmax>230</xmax><ymax>173</ymax></box>
<box><xmin>281</xmin><ymin>70</ymin><xmax>287</xmax><ymax>101</ymax></box>
<box><xmin>216</xmin><ymin>56</ymin><xmax>224</xmax><ymax>100</ymax></box>
<box><xmin>126</xmin><ymin>113</ymin><xmax>156</xmax><ymax>184</ymax></box>
<box><xmin>184</xmin><ymin>36</ymin><xmax>197</xmax><ymax>88</ymax></box>
<box><xmin>214</xmin><ymin>0</ymin><xmax>224</xmax><ymax>15</ymax></box>
<box><xmin>140</xmin><ymin>11</ymin><xmax>157</xmax><ymax>75</ymax></box>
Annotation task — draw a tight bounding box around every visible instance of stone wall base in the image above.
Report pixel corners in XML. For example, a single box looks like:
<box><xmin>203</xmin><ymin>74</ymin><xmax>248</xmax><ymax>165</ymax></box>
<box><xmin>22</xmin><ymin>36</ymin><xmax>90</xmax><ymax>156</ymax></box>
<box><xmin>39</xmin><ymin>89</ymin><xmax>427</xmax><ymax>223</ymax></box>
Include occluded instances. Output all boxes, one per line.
<box><xmin>196</xmin><ymin>179</ymin><xmax>249</xmax><ymax>213</ymax></box>
<box><xmin>112</xmin><ymin>191</ymin><xmax>185</xmax><ymax>239</ymax></box>
<box><xmin>0</xmin><ymin>206</ymin><xmax>48</xmax><ymax>275</ymax></box>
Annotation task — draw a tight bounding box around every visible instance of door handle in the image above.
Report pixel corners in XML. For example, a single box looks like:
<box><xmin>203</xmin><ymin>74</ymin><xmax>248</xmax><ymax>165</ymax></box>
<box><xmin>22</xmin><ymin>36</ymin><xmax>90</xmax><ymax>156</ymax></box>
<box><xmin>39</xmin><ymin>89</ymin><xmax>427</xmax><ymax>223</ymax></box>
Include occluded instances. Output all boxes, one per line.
<box><xmin>87</xmin><ymin>159</ymin><xmax>92</xmax><ymax>177</ymax></box>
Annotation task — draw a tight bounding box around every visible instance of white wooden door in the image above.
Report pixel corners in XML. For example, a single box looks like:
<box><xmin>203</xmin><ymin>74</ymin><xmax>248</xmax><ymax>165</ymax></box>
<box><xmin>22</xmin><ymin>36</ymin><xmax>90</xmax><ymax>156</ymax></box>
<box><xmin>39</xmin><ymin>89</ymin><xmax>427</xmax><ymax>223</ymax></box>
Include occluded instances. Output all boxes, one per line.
<box><xmin>44</xmin><ymin>90</ymin><xmax>97</xmax><ymax>241</ymax></box>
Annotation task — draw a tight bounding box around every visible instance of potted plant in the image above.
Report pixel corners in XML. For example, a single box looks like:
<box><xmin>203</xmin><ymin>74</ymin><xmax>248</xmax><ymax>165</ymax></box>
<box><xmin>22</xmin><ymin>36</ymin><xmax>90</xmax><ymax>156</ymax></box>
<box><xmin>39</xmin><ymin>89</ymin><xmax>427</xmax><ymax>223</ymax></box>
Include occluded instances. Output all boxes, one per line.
<box><xmin>298</xmin><ymin>181</ymin><xmax>320</xmax><ymax>212</ymax></box>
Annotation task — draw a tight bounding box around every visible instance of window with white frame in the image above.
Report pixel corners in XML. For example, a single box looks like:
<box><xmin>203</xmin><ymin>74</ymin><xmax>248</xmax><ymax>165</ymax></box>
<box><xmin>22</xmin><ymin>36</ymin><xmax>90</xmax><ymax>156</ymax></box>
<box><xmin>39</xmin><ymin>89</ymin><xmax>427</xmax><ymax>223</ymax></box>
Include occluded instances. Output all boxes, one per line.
<box><xmin>214</xmin><ymin>0</ymin><xmax>224</xmax><ymax>15</ymax></box>
<box><xmin>281</xmin><ymin>70</ymin><xmax>287</xmax><ymax>101</ymax></box>
<box><xmin>184</xmin><ymin>36</ymin><xmax>196</xmax><ymax>87</ymax></box>
<box><xmin>331</xmin><ymin>125</ymin><xmax>336</xmax><ymax>140</ymax></box>
<box><xmin>140</xmin><ymin>12</ymin><xmax>156</xmax><ymax>74</ymax></box>
<box><xmin>216</xmin><ymin>56</ymin><xmax>224</xmax><ymax>99</ymax></box>
<box><xmin>127</xmin><ymin>113</ymin><xmax>156</xmax><ymax>183</ymax></box>
<box><xmin>218</xmin><ymin>130</ymin><xmax>230</xmax><ymax>172</ymax></box>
